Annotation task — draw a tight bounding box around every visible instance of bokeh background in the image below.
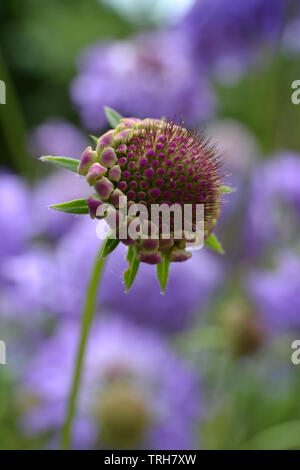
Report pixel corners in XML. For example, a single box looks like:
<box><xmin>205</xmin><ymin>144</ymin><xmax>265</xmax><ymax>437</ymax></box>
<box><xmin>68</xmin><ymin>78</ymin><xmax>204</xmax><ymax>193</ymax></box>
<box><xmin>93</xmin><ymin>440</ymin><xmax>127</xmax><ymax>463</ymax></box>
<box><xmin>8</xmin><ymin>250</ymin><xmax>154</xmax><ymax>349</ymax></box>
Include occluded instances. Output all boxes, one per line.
<box><xmin>1</xmin><ymin>0</ymin><xmax>300</xmax><ymax>450</ymax></box>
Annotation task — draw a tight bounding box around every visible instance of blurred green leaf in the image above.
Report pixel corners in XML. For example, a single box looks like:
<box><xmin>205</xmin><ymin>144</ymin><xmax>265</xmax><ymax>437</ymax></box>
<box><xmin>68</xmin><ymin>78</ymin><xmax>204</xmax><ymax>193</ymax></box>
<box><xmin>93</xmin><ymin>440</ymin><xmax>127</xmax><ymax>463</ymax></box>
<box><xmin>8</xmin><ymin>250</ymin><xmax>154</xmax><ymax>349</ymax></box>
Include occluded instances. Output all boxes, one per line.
<box><xmin>124</xmin><ymin>246</ymin><xmax>140</xmax><ymax>292</ymax></box>
<box><xmin>89</xmin><ymin>135</ymin><xmax>98</xmax><ymax>144</ymax></box>
<box><xmin>104</xmin><ymin>106</ymin><xmax>123</xmax><ymax>128</ymax></box>
<box><xmin>241</xmin><ymin>421</ymin><xmax>300</xmax><ymax>450</ymax></box>
<box><xmin>50</xmin><ymin>198</ymin><xmax>88</xmax><ymax>214</ymax></box>
<box><xmin>205</xmin><ymin>233</ymin><xmax>225</xmax><ymax>254</ymax></box>
<box><xmin>220</xmin><ymin>185</ymin><xmax>234</xmax><ymax>194</ymax></box>
<box><xmin>40</xmin><ymin>156</ymin><xmax>79</xmax><ymax>173</ymax></box>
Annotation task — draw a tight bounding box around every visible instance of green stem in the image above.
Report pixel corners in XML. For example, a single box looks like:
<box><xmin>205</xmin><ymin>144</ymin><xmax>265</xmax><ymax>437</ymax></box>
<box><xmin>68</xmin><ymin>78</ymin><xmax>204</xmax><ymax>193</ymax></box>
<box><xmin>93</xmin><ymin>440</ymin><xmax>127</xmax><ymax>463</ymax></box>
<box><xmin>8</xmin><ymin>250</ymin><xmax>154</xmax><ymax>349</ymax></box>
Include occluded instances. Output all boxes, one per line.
<box><xmin>61</xmin><ymin>241</ymin><xmax>107</xmax><ymax>449</ymax></box>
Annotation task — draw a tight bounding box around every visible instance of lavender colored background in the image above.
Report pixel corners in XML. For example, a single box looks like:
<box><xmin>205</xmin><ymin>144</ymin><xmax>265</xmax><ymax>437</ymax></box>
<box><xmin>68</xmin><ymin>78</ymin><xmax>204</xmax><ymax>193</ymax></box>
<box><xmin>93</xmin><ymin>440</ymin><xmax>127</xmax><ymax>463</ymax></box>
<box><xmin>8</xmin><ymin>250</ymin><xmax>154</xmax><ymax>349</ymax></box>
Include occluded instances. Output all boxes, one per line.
<box><xmin>0</xmin><ymin>0</ymin><xmax>300</xmax><ymax>451</ymax></box>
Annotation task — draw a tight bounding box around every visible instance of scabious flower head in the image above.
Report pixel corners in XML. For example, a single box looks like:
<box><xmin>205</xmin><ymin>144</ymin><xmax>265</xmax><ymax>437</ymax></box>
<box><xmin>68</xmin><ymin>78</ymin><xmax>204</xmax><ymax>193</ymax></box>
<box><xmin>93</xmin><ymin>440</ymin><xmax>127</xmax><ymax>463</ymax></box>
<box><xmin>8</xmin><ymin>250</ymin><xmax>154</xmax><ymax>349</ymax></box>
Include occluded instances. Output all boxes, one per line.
<box><xmin>80</xmin><ymin>117</ymin><xmax>223</xmax><ymax>264</ymax></box>
<box><xmin>22</xmin><ymin>317</ymin><xmax>202</xmax><ymax>449</ymax></box>
<box><xmin>71</xmin><ymin>30</ymin><xmax>216</xmax><ymax>130</ymax></box>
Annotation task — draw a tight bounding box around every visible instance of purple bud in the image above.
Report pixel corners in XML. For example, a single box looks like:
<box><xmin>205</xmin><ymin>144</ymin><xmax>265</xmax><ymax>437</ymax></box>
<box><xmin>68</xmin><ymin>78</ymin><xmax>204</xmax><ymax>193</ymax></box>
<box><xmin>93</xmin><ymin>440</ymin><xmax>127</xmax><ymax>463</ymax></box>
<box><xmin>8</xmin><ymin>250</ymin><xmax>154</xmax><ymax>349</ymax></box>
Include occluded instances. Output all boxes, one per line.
<box><xmin>87</xmin><ymin>196</ymin><xmax>105</xmax><ymax>219</ymax></box>
<box><xmin>140</xmin><ymin>239</ymin><xmax>160</xmax><ymax>251</ymax></box>
<box><xmin>170</xmin><ymin>248</ymin><xmax>192</xmax><ymax>262</ymax></box>
<box><xmin>143</xmin><ymin>168</ymin><xmax>155</xmax><ymax>180</ymax></box>
<box><xmin>159</xmin><ymin>236</ymin><xmax>174</xmax><ymax>251</ymax></box>
<box><xmin>96</xmin><ymin>130</ymin><xmax>114</xmax><ymax>154</ymax></box>
<box><xmin>116</xmin><ymin>144</ymin><xmax>127</xmax><ymax>154</ymax></box>
<box><xmin>122</xmin><ymin>237</ymin><xmax>138</xmax><ymax>246</ymax></box>
<box><xmin>78</xmin><ymin>146</ymin><xmax>97</xmax><ymax>175</ymax></box>
<box><xmin>149</xmin><ymin>188</ymin><xmax>161</xmax><ymax>200</ymax></box>
<box><xmin>119</xmin><ymin>117</ymin><xmax>141</xmax><ymax>128</ymax></box>
<box><xmin>95</xmin><ymin>177</ymin><xmax>114</xmax><ymax>200</ymax></box>
<box><xmin>145</xmin><ymin>149</ymin><xmax>155</xmax><ymax>158</ymax></box>
<box><xmin>100</xmin><ymin>147</ymin><xmax>117</xmax><ymax>168</ymax></box>
<box><xmin>114</xmin><ymin>129</ymin><xmax>134</xmax><ymax>145</ymax></box>
<box><xmin>137</xmin><ymin>158</ymin><xmax>148</xmax><ymax>169</ymax></box>
<box><xmin>138</xmin><ymin>251</ymin><xmax>163</xmax><ymax>265</ymax></box>
<box><xmin>86</xmin><ymin>163</ymin><xmax>107</xmax><ymax>185</ymax></box>
<box><xmin>110</xmin><ymin>189</ymin><xmax>125</xmax><ymax>208</ymax></box>
<box><xmin>108</xmin><ymin>165</ymin><xmax>122</xmax><ymax>182</ymax></box>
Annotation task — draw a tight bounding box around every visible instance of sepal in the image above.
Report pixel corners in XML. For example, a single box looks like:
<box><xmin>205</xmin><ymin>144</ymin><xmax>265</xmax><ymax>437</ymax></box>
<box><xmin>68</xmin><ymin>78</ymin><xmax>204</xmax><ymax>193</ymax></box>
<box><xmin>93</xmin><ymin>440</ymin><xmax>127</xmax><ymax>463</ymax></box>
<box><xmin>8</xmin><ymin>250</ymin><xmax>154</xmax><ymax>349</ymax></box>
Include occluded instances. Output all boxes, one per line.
<box><xmin>124</xmin><ymin>246</ymin><xmax>140</xmax><ymax>292</ymax></box>
<box><xmin>205</xmin><ymin>233</ymin><xmax>225</xmax><ymax>254</ymax></box>
<box><xmin>104</xmin><ymin>106</ymin><xmax>123</xmax><ymax>129</ymax></box>
<box><xmin>50</xmin><ymin>198</ymin><xmax>89</xmax><ymax>214</ymax></box>
<box><xmin>40</xmin><ymin>156</ymin><xmax>80</xmax><ymax>173</ymax></box>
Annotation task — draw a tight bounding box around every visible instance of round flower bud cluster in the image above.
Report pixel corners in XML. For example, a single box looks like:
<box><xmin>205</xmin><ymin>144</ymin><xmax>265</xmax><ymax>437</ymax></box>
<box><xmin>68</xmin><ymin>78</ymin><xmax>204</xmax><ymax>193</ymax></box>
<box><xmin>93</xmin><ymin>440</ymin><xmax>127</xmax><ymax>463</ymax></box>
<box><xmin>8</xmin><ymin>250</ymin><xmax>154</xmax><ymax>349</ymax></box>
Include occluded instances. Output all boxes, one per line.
<box><xmin>78</xmin><ymin>117</ymin><xmax>223</xmax><ymax>264</ymax></box>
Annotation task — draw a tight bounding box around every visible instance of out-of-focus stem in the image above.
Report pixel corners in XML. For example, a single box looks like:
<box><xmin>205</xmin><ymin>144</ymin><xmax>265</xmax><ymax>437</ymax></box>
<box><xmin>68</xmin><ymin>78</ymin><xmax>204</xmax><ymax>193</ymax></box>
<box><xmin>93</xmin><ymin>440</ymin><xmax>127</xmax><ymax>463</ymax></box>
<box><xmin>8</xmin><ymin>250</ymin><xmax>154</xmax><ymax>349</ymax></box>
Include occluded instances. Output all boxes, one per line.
<box><xmin>0</xmin><ymin>49</ymin><xmax>32</xmax><ymax>178</ymax></box>
<box><xmin>61</xmin><ymin>241</ymin><xmax>107</xmax><ymax>450</ymax></box>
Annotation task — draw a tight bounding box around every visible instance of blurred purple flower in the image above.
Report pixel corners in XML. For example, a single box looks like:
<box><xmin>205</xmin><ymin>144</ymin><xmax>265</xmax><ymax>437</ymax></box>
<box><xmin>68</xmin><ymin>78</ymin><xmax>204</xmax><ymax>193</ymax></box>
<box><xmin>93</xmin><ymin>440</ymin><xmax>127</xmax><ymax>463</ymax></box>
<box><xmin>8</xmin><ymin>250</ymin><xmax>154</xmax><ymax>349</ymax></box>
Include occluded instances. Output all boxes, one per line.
<box><xmin>29</xmin><ymin>119</ymin><xmax>92</xmax><ymax>239</ymax></box>
<box><xmin>246</xmin><ymin>250</ymin><xmax>300</xmax><ymax>331</ymax></box>
<box><xmin>281</xmin><ymin>2</ymin><xmax>300</xmax><ymax>55</ymax></box>
<box><xmin>71</xmin><ymin>30</ymin><xmax>217</xmax><ymax>131</ymax></box>
<box><xmin>0</xmin><ymin>172</ymin><xmax>33</xmax><ymax>261</ymax></box>
<box><xmin>0</xmin><ymin>245</ymin><xmax>58</xmax><ymax>321</ymax></box>
<box><xmin>178</xmin><ymin>0</ymin><xmax>286</xmax><ymax>83</ymax></box>
<box><xmin>22</xmin><ymin>317</ymin><xmax>202</xmax><ymax>449</ymax></box>
<box><xmin>243</xmin><ymin>153</ymin><xmax>300</xmax><ymax>258</ymax></box>
<box><xmin>32</xmin><ymin>170</ymin><xmax>92</xmax><ymax>240</ymax></box>
<box><xmin>29</xmin><ymin>119</ymin><xmax>88</xmax><ymax>158</ymax></box>
<box><xmin>55</xmin><ymin>218</ymin><xmax>224</xmax><ymax>332</ymax></box>
<box><xmin>206</xmin><ymin>119</ymin><xmax>259</xmax><ymax>219</ymax></box>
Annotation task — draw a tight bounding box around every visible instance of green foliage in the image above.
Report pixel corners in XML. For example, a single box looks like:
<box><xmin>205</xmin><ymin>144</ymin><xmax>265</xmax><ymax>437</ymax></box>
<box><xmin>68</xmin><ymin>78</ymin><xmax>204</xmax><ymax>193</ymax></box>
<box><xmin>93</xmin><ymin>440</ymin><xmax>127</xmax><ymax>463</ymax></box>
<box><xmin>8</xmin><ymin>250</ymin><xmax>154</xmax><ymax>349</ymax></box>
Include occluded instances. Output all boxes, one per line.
<box><xmin>0</xmin><ymin>0</ymin><xmax>135</xmax><ymax>123</ymax></box>
<box><xmin>205</xmin><ymin>233</ymin><xmax>225</xmax><ymax>254</ymax></box>
<box><xmin>216</xmin><ymin>55</ymin><xmax>300</xmax><ymax>154</ymax></box>
<box><xmin>220</xmin><ymin>185</ymin><xmax>234</xmax><ymax>193</ymax></box>
<box><xmin>50</xmin><ymin>198</ymin><xmax>89</xmax><ymax>214</ymax></box>
<box><xmin>104</xmin><ymin>106</ymin><xmax>123</xmax><ymax>129</ymax></box>
<box><xmin>40</xmin><ymin>156</ymin><xmax>79</xmax><ymax>173</ymax></box>
<box><xmin>0</xmin><ymin>370</ymin><xmax>50</xmax><ymax>450</ymax></box>
<box><xmin>100</xmin><ymin>237</ymin><xmax>120</xmax><ymax>258</ymax></box>
<box><xmin>124</xmin><ymin>246</ymin><xmax>140</xmax><ymax>292</ymax></box>
<box><xmin>156</xmin><ymin>253</ymin><xmax>170</xmax><ymax>293</ymax></box>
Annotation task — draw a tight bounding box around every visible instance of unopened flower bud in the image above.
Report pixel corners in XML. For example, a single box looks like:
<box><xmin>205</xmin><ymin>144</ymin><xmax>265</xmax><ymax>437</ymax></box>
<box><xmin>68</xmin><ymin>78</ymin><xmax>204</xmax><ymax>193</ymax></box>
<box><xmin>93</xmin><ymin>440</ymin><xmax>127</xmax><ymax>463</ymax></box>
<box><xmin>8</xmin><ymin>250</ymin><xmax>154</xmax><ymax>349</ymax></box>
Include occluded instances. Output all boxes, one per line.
<box><xmin>86</xmin><ymin>196</ymin><xmax>106</xmax><ymax>219</ymax></box>
<box><xmin>96</xmin><ymin>130</ymin><xmax>114</xmax><ymax>154</ymax></box>
<box><xmin>95</xmin><ymin>177</ymin><xmax>114</xmax><ymax>200</ymax></box>
<box><xmin>78</xmin><ymin>146</ymin><xmax>97</xmax><ymax>175</ymax></box>
<box><xmin>100</xmin><ymin>147</ymin><xmax>118</xmax><ymax>168</ymax></box>
<box><xmin>86</xmin><ymin>163</ymin><xmax>107</xmax><ymax>185</ymax></box>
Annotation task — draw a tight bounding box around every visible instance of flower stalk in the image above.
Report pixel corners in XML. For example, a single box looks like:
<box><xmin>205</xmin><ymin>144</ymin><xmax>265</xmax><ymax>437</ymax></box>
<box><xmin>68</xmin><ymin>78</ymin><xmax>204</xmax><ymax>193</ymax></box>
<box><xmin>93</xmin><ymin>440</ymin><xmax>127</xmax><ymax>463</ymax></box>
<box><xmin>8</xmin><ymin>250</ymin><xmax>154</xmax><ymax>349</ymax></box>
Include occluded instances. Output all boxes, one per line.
<box><xmin>61</xmin><ymin>239</ymin><xmax>108</xmax><ymax>450</ymax></box>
